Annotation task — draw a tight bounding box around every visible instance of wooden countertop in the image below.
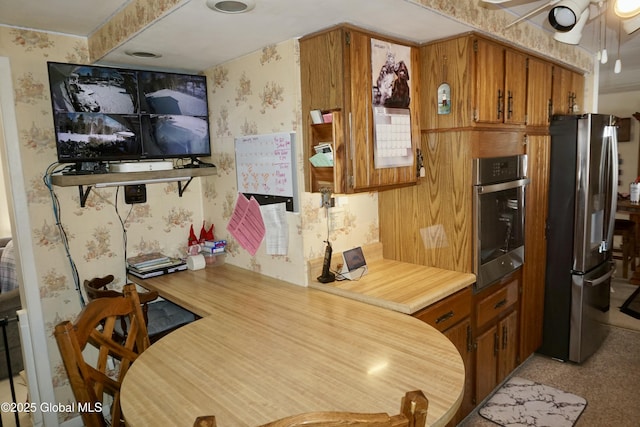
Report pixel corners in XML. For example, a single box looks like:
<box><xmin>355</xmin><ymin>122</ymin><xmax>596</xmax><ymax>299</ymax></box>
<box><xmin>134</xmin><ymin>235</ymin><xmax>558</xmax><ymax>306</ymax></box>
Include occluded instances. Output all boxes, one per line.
<box><xmin>124</xmin><ymin>265</ymin><xmax>465</xmax><ymax>427</ymax></box>
<box><xmin>308</xmin><ymin>243</ymin><xmax>476</xmax><ymax>314</ymax></box>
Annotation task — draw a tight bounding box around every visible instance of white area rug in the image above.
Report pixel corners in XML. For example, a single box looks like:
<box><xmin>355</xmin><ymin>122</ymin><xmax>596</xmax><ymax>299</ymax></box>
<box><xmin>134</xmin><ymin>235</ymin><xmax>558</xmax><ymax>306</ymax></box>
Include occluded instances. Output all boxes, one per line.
<box><xmin>479</xmin><ymin>377</ymin><xmax>587</xmax><ymax>427</ymax></box>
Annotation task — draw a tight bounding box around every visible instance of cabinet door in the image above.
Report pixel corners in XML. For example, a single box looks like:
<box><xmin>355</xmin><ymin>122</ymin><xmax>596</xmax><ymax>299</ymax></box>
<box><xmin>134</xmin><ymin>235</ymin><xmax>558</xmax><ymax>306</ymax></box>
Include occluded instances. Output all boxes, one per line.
<box><xmin>571</xmin><ymin>70</ymin><xmax>584</xmax><ymax>114</ymax></box>
<box><xmin>444</xmin><ymin>319</ymin><xmax>474</xmax><ymax>426</ymax></box>
<box><xmin>475</xmin><ymin>326</ymin><xmax>498</xmax><ymax>403</ymax></box>
<box><xmin>497</xmin><ymin>309</ymin><xmax>519</xmax><ymax>384</ymax></box>
<box><xmin>526</xmin><ymin>58</ymin><xmax>553</xmax><ymax>127</ymax></box>
<box><xmin>346</xmin><ymin>30</ymin><xmax>418</xmax><ymax>192</ymax></box>
<box><xmin>521</xmin><ymin>135</ymin><xmax>550</xmax><ymax>359</ymax></box>
<box><xmin>504</xmin><ymin>50</ymin><xmax>527</xmax><ymax>125</ymax></box>
<box><xmin>553</xmin><ymin>67</ymin><xmax>584</xmax><ymax>115</ymax></box>
<box><xmin>474</xmin><ymin>39</ymin><xmax>505</xmax><ymax>124</ymax></box>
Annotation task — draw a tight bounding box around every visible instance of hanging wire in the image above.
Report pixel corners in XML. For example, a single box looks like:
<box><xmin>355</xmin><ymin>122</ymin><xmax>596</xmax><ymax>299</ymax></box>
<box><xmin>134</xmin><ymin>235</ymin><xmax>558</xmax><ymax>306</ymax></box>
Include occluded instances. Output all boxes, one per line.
<box><xmin>601</xmin><ymin>1</ymin><xmax>609</xmax><ymax>64</ymax></box>
<box><xmin>43</xmin><ymin>163</ymin><xmax>84</xmax><ymax>307</ymax></box>
<box><xmin>114</xmin><ymin>186</ymin><xmax>134</xmax><ymax>282</ymax></box>
<box><xmin>614</xmin><ymin>18</ymin><xmax>622</xmax><ymax>73</ymax></box>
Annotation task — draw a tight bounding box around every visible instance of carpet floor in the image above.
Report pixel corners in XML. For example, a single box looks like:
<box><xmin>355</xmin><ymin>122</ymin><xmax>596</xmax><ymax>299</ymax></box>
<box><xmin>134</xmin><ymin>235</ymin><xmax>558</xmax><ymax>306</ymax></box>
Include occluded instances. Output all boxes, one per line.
<box><xmin>461</xmin><ymin>275</ymin><xmax>640</xmax><ymax>427</ymax></box>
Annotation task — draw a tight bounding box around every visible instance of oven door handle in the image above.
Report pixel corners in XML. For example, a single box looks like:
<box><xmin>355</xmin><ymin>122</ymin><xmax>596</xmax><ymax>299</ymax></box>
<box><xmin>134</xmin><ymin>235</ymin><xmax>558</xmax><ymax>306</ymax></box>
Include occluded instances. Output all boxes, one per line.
<box><xmin>475</xmin><ymin>178</ymin><xmax>530</xmax><ymax>194</ymax></box>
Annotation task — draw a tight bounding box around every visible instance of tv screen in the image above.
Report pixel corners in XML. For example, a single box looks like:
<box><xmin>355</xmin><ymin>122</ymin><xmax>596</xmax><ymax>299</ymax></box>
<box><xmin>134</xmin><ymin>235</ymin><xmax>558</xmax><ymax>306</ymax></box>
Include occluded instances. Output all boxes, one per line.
<box><xmin>47</xmin><ymin>62</ymin><xmax>211</xmax><ymax>165</ymax></box>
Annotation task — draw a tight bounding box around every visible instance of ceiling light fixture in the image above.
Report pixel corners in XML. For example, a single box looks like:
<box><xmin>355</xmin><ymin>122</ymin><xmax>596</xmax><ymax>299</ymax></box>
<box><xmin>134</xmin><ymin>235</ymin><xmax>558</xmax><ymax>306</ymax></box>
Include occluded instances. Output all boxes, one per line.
<box><xmin>622</xmin><ymin>12</ymin><xmax>640</xmax><ymax>32</ymax></box>
<box><xmin>126</xmin><ymin>51</ymin><xmax>162</xmax><ymax>59</ymax></box>
<box><xmin>549</xmin><ymin>0</ymin><xmax>592</xmax><ymax>31</ymax></box>
<box><xmin>206</xmin><ymin>0</ymin><xmax>255</xmax><ymax>14</ymax></box>
<box><xmin>554</xmin><ymin>8</ymin><xmax>590</xmax><ymax>43</ymax></box>
<box><xmin>614</xmin><ymin>0</ymin><xmax>640</xmax><ymax>17</ymax></box>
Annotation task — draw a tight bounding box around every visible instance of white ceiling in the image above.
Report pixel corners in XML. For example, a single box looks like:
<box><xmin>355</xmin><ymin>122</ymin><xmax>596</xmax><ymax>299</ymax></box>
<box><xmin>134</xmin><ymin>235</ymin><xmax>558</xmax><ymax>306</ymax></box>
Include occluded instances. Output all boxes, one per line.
<box><xmin>0</xmin><ymin>0</ymin><xmax>638</xmax><ymax>94</ymax></box>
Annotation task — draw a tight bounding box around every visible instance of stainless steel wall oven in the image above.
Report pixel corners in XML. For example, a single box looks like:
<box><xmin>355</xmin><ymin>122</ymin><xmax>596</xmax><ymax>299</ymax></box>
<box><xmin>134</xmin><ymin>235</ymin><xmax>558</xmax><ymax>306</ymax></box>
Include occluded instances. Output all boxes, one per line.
<box><xmin>473</xmin><ymin>155</ymin><xmax>529</xmax><ymax>292</ymax></box>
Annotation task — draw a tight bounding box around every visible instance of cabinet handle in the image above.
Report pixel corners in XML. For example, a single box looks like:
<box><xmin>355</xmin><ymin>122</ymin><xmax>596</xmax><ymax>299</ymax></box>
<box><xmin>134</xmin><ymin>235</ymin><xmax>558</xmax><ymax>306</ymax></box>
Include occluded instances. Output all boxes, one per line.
<box><xmin>547</xmin><ymin>99</ymin><xmax>553</xmax><ymax>122</ymax></box>
<box><xmin>497</xmin><ymin>89</ymin><xmax>504</xmax><ymax>120</ymax></box>
<box><xmin>507</xmin><ymin>90</ymin><xmax>513</xmax><ymax>119</ymax></box>
<box><xmin>494</xmin><ymin>332</ymin><xmax>499</xmax><ymax>356</ymax></box>
<box><xmin>466</xmin><ymin>324</ymin><xmax>473</xmax><ymax>353</ymax></box>
<box><xmin>502</xmin><ymin>325</ymin><xmax>507</xmax><ymax>350</ymax></box>
<box><xmin>435</xmin><ymin>310</ymin><xmax>454</xmax><ymax>325</ymax></box>
<box><xmin>494</xmin><ymin>298</ymin><xmax>507</xmax><ymax>310</ymax></box>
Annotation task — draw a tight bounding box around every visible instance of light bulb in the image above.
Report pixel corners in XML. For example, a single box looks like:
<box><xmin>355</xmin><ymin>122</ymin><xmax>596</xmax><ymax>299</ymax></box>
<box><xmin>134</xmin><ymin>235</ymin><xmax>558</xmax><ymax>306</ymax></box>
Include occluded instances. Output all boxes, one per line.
<box><xmin>601</xmin><ymin>49</ymin><xmax>608</xmax><ymax>64</ymax></box>
<box><xmin>615</xmin><ymin>59</ymin><xmax>622</xmax><ymax>73</ymax></box>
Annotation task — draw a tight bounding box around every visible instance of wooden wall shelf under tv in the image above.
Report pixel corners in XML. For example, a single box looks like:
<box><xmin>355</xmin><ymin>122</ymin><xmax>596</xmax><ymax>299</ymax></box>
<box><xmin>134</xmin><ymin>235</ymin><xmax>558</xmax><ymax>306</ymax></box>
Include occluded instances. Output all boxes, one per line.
<box><xmin>51</xmin><ymin>167</ymin><xmax>217</xmax><ymax>207</ymax></box>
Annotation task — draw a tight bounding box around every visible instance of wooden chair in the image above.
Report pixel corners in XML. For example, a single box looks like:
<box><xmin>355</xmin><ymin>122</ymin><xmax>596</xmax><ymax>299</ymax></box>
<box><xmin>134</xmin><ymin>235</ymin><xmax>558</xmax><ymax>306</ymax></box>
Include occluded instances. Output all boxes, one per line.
<box><xmin>84</xmin><ymin>275</ymin><xmax>196</xmax><ymax>343</ymax></box>
<box><xmin>193</xmin><ymin>390</ymin><xmax>428</xmax><ymax>427</ymax></box>
<box><xmin>613</xmin><ymin>219</ymin><xmax>637</xmax><ymax>279</ymax></box>
<box><xmin>55</xmin><ymin>283</ymin><xmax>150</xmax><ymax>427</ymax></box>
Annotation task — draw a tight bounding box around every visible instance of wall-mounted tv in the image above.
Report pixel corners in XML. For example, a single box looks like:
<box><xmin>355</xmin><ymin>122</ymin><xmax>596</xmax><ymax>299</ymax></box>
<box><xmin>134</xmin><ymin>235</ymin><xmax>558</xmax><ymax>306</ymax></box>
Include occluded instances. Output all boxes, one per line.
<box><xmin>47</xmin><ymin>62</ymin><xmax>211</xmax><ymax>168</ymax></box>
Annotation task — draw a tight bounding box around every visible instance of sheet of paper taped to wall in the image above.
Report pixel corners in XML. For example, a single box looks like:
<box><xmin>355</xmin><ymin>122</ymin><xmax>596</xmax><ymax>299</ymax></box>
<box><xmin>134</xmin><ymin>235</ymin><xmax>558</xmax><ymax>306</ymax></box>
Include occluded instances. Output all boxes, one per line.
<box><xmin>420</xmin><ymin>225</ymin><xmax>449</xmax><ymax>249</ymax></box>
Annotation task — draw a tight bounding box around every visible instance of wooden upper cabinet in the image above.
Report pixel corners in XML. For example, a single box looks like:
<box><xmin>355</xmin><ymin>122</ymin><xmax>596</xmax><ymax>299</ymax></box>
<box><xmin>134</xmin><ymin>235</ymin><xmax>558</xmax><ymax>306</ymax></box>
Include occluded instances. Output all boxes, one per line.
<box><xmin>421</xmin><ymin>34</ymin><xmax>545</xmax><ymax>130</ymax></box>
<box><xmin>300</xmin><ymin>25</ymin><xmax>419</xmax><ymax>194</ymax></box>
<box><xmin>504</xmin><ymin>50</ymin><xmax>527</xmax><ymax>125</ymax></box>
<box><xmin>551</xmin><ymin>65</ymin><xmax>584</xmax><ymax>115</ymax></box>
<box><xmin>419</xmin><ymin>36</ymin><xmax>474</xmax><ymax>130</ymax></box>
<box><xmin>473</xmin><ymin>38</ymin><xmax>505</xmax><ymax>124</ymax></box>
<box><xmin>526</xmin><ymin>57</ymin><xmax>553</xmax><ymax>127</ymax></box>
<box><xmin>473</xmin><ymin>38</ymin><xmax>526</xmax><ymax>126</ymax></box>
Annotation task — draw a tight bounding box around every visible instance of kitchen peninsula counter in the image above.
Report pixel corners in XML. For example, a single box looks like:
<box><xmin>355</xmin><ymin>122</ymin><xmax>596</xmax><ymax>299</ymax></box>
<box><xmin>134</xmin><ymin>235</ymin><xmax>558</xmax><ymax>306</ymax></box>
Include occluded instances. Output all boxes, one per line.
<box><xmin>125</xmin><ymin>263</ymin><xmax>465</xmax><ymax>426</ymax></box>
<box><xmin>308</xmin><ymin>243</ymin><xmax>476</xmax><ymax>314</ymax></box>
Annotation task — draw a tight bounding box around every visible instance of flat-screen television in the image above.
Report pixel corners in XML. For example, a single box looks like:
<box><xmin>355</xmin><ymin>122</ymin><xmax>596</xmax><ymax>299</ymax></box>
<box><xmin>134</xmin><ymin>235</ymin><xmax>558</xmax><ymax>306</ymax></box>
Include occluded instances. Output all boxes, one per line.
<box><xmin>47</xmin><ymin>62</ymin><xmax>211</xmax><ymax>168</ymax></box>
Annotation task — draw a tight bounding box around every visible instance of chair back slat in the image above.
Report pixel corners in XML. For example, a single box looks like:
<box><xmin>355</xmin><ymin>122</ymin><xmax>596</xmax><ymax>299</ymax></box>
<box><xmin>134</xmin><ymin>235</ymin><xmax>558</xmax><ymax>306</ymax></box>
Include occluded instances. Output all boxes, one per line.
<box><xmin>194</xmin><ymin>390</ymin><xmax>429</xmax><ymax>427</ymax></box>
<box><xmin>55</xmin><ymin>283</ymin><xmax>150</xmax><ymax>427</ymax></box>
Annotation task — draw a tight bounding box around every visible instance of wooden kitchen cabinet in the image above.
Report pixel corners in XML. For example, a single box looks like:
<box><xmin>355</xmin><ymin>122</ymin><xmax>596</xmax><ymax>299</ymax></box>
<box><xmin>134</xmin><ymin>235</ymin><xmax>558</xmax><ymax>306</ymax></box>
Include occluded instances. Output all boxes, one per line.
<box><xmin>473</xmin><ymin>38</ymin><xmax>527</xmax><ymax>126</ymax></box>
<box><xmin>520</xmin><ymin>134</ymin><xmax>550</xmax><ymax>359</ymax></box>
<box><xmin>551</xmin><ymin>65</ymin><xmax>584</xmax><ymax>115</ymax></box>
<box><xmin>307</xmin><ymin>113</ymin><xmax>346</xmax><ymax>193</ymax></box>
<box><xmin>526</xmin><ymin>57</ymin><xmax>553</xmax><ymax>127</ymax></box>
<box><xmin>474</xmin><ymin>272</ymin><xmax>520</xmax><ymax>403</ymax></box>
<box><xmin>413</xmin><ymin>287</ymin><xmax>474</xmax><ymax>425</ymax></box>
<box><xmin>300</xmin><ymin>25</ymin><xmax>419</xmax><ymax>194</ymax></box>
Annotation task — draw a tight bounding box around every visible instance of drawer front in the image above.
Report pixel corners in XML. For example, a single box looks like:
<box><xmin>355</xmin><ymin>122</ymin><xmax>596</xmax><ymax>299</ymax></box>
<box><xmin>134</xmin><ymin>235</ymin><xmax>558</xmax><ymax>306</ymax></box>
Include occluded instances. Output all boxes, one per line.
<box><xmin>476</xmin><ymin>279</ymin><xmax>518</xmax><ymax>329</ymax></box>
<box><xmin>414</xmin><ymin>287</ymin><xmax>472</xmax><ymax>332</ymax></box>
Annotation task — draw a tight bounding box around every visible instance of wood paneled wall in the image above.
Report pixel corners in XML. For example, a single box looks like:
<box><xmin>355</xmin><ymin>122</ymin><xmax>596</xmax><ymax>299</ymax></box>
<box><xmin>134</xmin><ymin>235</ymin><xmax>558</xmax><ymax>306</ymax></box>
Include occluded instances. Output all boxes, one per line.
<box><xmin>379</xmin><ymin>131</ymin><xmax>473</xmax><ymax>272</ymax></box>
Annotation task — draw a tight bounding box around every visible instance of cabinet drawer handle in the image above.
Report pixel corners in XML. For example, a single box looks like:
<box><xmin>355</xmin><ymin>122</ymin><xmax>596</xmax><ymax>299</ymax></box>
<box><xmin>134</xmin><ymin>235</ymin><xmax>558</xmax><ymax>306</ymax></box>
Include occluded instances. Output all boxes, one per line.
<box><xmin>494</xmin><ymin>298</ymin><xmax>507</xmax><ymax>310</ymax></box>
<box><xmin>507</xmin><ymin>90</ymin><xmax>513</xmax><ymax>119</ymax></box>
<box><xmin>435</xmin><ymin>310</ymin><xmax>454</xmax><ymax>324</ymax></box>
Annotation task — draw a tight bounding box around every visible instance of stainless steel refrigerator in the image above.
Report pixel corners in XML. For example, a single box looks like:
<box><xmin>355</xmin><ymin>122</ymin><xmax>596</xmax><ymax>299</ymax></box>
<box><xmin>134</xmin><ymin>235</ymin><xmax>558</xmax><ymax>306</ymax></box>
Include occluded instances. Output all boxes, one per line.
<box><xmin>540</xmin><ymin>113</ymin><xmax>618</xmax><ymax>363</ymax></box>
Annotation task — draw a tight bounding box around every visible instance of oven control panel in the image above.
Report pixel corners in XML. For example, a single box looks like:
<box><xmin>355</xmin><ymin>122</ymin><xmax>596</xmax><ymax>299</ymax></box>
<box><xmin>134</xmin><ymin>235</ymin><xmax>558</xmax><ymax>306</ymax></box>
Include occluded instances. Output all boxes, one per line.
<box><xmin>473</xmin><ymin>155</ymin><xmax>527</xmax><ymax>185</ymax></box>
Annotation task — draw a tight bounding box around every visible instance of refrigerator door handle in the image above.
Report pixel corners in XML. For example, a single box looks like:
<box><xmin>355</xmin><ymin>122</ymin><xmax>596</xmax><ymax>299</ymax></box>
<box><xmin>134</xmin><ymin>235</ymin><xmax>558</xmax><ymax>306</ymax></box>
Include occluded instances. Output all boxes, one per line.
<box><xmin>583</xmin><ymin>267</ymin><xmax>614</xmax><ymax>287</ymax></box>
<box><xmin>604</xmin><ymin>125</ymin><xmax>618</xmax><ymax>251</ymax></box>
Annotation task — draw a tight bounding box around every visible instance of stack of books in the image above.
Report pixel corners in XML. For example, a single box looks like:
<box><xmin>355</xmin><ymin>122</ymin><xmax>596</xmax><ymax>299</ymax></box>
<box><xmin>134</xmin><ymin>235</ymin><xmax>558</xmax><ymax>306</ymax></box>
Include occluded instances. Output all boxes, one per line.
<box><xmin>127</xmin><ymin>252</ymin><xmax>187</xmax><ymax>279</ymax></box>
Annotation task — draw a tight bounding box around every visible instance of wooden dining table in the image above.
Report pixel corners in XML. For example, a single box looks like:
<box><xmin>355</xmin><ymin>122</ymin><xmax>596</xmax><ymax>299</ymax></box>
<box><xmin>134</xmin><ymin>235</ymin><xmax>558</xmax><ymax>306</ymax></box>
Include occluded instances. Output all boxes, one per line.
<box><xmin>121</xmin><ymin>264</ymin><xmax>465</xmax><ymax>427</ymax></box>
<box><xmin>616</xmin><ymin>198</ymin><xmax>640</xmax><ymax>283</ymax></box>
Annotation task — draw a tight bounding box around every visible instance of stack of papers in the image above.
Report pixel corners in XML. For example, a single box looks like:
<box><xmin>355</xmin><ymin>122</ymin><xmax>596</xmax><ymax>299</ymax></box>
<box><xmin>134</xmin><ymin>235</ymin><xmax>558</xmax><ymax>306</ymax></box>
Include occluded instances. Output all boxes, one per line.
<box><xmin>127</xmin><ymin>252</ymin><xmax>187</xmax><ymax>279</ymax></box>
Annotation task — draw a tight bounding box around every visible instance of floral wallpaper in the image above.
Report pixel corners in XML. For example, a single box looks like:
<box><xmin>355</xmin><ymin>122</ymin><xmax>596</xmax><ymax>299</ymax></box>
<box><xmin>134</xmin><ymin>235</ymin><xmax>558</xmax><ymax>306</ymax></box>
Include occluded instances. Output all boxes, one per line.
<box><xmin>0</xmin><ymin>0</ymin><xmax>596</xmax><ymax>422</ymax></box>
<box><xmin>88</xmin><ymin>0</ymin><xmax>183</xmax><ymax>62</ymax></box>
<box><xmin>0</xmin><ymin>26</ymin><xmax>380</xmax><ymax>421</ymax></box>
<box><xmin>202</xmin><ymin>40</ymin><xmax>379</xmax><ymax>283</ymax></box>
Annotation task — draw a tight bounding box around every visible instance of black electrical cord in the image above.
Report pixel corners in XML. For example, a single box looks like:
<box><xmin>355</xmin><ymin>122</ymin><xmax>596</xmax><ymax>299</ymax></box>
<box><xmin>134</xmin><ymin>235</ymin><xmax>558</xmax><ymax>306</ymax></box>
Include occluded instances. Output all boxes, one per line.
<box><xmin>43</xmin><ymin>162</ymin><xmax>84</xmax><ymax>307</ymax></box>
<box><xmin>113</xmin><ymin>186</ymin><xmax>134</xmax><ymax>281</ymax></box>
